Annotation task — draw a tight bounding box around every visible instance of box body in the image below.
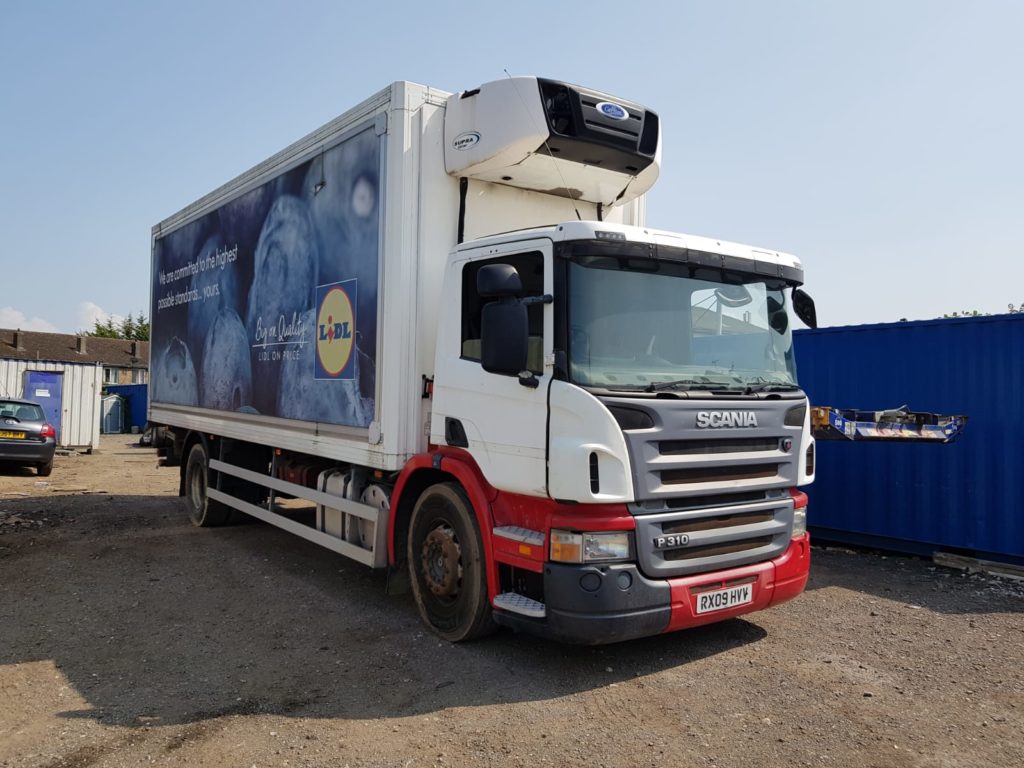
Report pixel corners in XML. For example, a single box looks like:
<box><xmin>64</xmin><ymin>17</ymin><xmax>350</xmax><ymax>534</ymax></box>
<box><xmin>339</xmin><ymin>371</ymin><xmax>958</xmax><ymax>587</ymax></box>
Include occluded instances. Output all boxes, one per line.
<box><xmin>150</xmin><ymin>82</ymin><xmax>644</xmax><ymax>471</ymax></box>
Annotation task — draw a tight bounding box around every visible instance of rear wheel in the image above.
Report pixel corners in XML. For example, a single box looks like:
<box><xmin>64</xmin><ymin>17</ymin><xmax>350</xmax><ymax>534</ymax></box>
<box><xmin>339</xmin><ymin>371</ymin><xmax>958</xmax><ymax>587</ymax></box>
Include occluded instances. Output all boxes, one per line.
<box><xmin>184</xmin><ymin>442</ymin><xmax>231</xmax><ymax>527</ymax></box>
<box><xmin>36</xmin><ymin>460</ymin><xmax>53</xmax><ymax>477</ymax></box>
<box><xmin>408</xmin><ymin>482</ymin><xmax>495</xmax><ymax>642</ymax></box>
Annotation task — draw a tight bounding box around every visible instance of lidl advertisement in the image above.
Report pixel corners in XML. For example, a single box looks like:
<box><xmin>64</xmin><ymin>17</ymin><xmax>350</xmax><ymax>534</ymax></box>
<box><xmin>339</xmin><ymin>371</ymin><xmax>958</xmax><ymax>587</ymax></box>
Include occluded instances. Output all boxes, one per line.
<box><xmin>150</xmin><ymin>126</ymin><xmax>380</xmax><ymax>428</ymax></box>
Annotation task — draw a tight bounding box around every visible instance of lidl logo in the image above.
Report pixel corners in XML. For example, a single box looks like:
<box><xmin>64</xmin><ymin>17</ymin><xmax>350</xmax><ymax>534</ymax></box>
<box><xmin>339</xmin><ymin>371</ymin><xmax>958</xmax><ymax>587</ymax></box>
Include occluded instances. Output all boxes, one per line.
<box><xmin>315</xmin><ymin>279</ymin><xmax>357</xmax><ymax>380</ymax></box>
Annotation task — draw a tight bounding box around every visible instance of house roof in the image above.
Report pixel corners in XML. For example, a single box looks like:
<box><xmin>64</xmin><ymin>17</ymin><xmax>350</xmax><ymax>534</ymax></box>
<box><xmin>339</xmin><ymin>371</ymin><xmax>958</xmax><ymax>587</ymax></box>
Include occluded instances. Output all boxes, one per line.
<box><xmin>0</xmin><ymin>328</ymin><xmax>149</xmax><ymax>369</ymax></box>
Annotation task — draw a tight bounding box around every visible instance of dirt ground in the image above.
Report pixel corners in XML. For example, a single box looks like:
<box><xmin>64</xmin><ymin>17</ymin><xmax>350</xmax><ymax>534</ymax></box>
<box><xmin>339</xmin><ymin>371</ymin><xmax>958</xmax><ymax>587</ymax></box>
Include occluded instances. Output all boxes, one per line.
<box><xmin>0</xmin><ymin>435</ymin><xmax>1021</xmax><ymax>768</ymax></box>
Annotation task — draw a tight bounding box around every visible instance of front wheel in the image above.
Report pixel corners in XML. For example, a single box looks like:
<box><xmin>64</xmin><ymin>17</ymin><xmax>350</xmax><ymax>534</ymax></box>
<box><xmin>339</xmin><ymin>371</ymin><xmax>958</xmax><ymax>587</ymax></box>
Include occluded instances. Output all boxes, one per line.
<box><xmin>408</xmin><ymin>482</ymin><xmax>495</xmax><ymax>642</ymax></box>
<box><xmin>184</xmin><ymin>442</ymin><xmax>231</xmax><ymax>527</ymax></box>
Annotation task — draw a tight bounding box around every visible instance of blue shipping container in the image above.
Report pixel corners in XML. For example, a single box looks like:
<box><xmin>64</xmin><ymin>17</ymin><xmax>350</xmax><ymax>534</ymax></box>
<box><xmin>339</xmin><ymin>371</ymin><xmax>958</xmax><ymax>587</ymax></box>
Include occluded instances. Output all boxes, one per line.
<box><xmin>104</xmin><ymin>384</ymin><xmax>148</xmax><ymax>431</ymax></box>
<box><xmin>794</xmin><ymin>314</ymin><xmax>1024</xmax><ymax>564</ymax></box>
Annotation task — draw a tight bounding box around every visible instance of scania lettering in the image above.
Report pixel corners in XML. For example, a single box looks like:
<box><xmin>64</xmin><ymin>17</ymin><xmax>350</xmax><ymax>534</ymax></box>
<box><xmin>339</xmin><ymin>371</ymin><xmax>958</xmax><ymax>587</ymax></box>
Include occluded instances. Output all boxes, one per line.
<box><xmin>696</xmin><ymin>411</ymin><xmax>760</xmax><ymax>429</ymax></box>
<box><xmin>149</xmin><ymin>76</ymin><xmax>816</xmax><ymax>644</ymax></box>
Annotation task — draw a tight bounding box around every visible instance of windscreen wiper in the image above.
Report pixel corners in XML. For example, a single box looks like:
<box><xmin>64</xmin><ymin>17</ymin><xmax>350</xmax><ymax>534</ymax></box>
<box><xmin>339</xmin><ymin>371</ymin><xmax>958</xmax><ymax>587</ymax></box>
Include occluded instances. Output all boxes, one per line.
<box><xmin>645</xmin><ymin>379</ymin><xmax>726</xmax><ymax>393</ymax></box>
<box><xmin>743</xmin><ymin>382</ymin><xmax>801</xmax><ymax>393</ymax></box>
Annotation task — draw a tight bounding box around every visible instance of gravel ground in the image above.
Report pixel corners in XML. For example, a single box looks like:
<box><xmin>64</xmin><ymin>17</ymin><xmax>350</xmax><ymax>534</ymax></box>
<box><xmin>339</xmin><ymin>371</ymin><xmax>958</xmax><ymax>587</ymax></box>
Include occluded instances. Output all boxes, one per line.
<box><xmin>1</xmin><ymin>435</ymin><xmax>1021</xmax><ymax>768</ymax></box>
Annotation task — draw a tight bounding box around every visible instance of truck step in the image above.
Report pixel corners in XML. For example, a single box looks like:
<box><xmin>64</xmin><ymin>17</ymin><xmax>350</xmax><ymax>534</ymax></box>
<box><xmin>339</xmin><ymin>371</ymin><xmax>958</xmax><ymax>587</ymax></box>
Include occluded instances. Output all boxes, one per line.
<box><xmin>493</xmin><ymin>592</ymin><xmax>546</xmax><ymax>618</ymax></box>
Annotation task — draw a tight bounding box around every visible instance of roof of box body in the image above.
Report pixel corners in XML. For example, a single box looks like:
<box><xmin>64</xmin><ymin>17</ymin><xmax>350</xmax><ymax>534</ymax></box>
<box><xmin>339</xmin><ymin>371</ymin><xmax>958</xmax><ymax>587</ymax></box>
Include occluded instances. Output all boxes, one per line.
<box><xmin>456</xmin><ymin>221</ymin><xmax>803</xmax><ymax>274</ymax></box>
<box><xmin>0</xmin><ymin>328</ymin><xmax>149</xmax><ymax>368</ymax></box>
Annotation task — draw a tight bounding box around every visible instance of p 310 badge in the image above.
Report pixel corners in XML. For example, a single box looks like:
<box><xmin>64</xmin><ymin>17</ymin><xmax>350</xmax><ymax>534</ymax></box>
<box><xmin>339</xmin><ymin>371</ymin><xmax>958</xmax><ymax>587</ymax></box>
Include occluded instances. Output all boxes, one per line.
<box><xmin>654</xmin><ymin>533</ymin><xmax>690</xmax><ymax>549</ymax></box>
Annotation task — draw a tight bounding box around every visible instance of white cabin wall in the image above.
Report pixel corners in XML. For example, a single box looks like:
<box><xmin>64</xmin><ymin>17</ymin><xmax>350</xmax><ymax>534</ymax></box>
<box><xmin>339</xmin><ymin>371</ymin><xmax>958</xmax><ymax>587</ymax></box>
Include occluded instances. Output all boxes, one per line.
<box><xmin>0</xmin><ymin>359</ymin><xmax>101</xmax><ymax>450</ymax></box>
<box><xmin>461</xmin><ymin>181</ymin><xmax>598</xmax><ymax>242</ymax></box>
<box><xmin>414</xmin><ymin>101</ymin><xmax>460</xmax><ymax>453</ymax></box>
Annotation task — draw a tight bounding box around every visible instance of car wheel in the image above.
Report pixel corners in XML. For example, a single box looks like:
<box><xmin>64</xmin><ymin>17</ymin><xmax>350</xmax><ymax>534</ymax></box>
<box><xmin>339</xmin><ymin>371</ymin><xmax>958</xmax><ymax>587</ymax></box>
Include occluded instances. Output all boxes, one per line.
<box><xmin>37</xmin><ymin>460</ymin><xmax>53</xmax><ymax>477</ymax></box>
<box><xmin>408</xmin><ymin>482</ymin><xmax>495</xmax><ymax>642</ymax></box>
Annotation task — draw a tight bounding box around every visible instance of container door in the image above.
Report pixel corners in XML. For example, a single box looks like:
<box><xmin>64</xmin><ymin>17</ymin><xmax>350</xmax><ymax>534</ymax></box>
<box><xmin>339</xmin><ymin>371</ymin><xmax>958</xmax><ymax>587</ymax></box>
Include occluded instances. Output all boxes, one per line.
<box><xmin>24</xmin><ymin>371</ymin><xmax>63</xmax><ymax>443</ymax></box>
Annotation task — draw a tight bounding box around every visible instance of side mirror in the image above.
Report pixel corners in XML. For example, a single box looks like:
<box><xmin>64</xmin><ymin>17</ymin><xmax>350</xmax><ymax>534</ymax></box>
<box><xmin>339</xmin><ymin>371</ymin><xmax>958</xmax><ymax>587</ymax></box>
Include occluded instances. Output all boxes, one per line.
<box><xmin>478</xmin><ymin>263</ymin><xmax>529</xmax><ymax>376</ymax></box>
<box><xmin>478</xmin><ymin>263</ymin><xmax>523</xmax><ymax>298</ymax></box>
<box><xmin>793</xmin><ymin>288</ymin><xmax>817</xmax><ymax>329</ymax></box>
<box><xmin>481</xmin><ymin>300</ymin><xmax>528</xmax><ymax>376</ymax></box>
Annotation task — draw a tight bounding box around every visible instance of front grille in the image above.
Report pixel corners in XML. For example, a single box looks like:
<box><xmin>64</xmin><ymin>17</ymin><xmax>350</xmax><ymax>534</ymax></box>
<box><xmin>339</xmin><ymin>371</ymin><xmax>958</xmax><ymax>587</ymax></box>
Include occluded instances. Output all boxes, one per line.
<box><xmin>663</xmin><ymin>537</ymin><xmax>773</xmax><ymax>561</ymax></box>
<box><xmin>661</xmin><ymin>464</ymin><xmax>779</xmax><ymax>485</ymax></box>
<box><xmin>580</xmin><ymin>98</ymin><xmax>643</xmax><ymax>140</ymax></box>
<box><xmin>633</xmin><ymin>497</ymin><xmax>793</xmax><ymax>578</ymax></box>
<box><xmin>637</xmin><ymin>490</ymin><xmax>775</xmax><ymax>513</ymax></box>
<box><xmin>660</xmin><ymin>437</ymin><xmax>779</xmax><ymax>456</ymax></box>
<box><xmin>662</xmin><ymin>510</ymin><xmax>774</xmax><ymax>534</ymax></box>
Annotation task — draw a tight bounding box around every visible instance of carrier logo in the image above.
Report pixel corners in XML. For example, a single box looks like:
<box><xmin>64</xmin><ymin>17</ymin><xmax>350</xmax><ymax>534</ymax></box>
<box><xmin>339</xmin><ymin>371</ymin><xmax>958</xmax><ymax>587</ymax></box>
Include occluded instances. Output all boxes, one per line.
<box><xmin>696</xmin><ymin>411</ymin><xmax>758</xmax><ymax>429</ymax></box>
<box><xmin>452</xmin><ymin>131</ymin><xmax>481</xmax><ymax>150</ymax></box>
<box><xmin>596</xmin><ymin>101</ymin><xmax>629</xmax><ymax>121</ymax></box>
<box><xmin>315</xmin><ymin>279</ymin><xmax>357</xmax><ymax>380</ymax></box>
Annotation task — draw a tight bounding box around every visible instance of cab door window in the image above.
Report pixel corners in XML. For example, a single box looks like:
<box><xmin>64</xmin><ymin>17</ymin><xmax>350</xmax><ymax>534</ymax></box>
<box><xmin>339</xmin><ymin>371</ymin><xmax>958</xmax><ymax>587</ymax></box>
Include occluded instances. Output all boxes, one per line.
<box><xmin>461</xmin><ymin>251</ymin><xmax>544</xmax><ymax>375</ymax></box>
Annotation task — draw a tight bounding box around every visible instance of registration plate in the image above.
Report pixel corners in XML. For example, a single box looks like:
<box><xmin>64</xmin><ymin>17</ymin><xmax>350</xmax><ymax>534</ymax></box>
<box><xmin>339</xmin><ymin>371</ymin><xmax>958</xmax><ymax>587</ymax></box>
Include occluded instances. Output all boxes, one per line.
<box><xmin>695</xmin><ymin>583</ymin><xmax>753</xmax><ymax>614</ymax></box>
<box><xmin>0</xmin><ymin>430</ymin><xmax>26</xmax><ymax>439</ymax></box>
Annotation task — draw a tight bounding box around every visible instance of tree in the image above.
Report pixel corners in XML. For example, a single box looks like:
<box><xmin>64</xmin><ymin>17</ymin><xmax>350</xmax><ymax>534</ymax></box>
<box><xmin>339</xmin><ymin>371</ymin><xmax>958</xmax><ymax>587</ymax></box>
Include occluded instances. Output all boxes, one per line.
<box><xmin>119</xmin><ymin>313</ymin><xmax>136</xmax><ymax>341</ymax></box>
<box><xmin>87</xmin><ymin>317</ymin><xmax>119</xmax><ymax>338</ymax></box>
<box><xmin>83</xmin><ymin>310</ymin><xmax>149</xmax><ymax>340</ymax></box>
<box><xmin>134</xmin><ymin>313</ymin><xmax>150</xmax><ymax>341</ymax></box>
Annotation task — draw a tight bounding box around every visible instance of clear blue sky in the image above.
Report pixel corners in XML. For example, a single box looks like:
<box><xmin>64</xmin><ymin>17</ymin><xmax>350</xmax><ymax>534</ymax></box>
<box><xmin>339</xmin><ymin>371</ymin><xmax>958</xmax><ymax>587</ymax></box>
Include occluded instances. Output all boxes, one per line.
<box><xmin>1</xmin><ymin>1</ymin><xmax>1021</xmax><ymax>332</ymax></box>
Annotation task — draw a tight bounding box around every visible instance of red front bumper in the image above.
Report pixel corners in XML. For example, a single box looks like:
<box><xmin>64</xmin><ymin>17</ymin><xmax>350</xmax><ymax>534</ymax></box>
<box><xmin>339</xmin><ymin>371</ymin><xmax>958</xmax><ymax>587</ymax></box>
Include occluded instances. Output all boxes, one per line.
<box><xmin>663</xmin><ymin>533</ymin><xmax>811</xmax><ymax>633</ymax></box>
<box><xmin>491</xmin><ymin>534</ymin><xmax>812</xmax><ymax>644</ymax></box>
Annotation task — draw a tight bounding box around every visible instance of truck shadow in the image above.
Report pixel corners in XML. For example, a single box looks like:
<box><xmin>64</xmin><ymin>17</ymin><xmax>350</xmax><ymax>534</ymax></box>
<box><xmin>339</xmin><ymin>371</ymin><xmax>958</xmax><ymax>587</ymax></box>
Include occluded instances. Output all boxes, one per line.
<box><xmin>805</xmin><ymin>544</ymin><xmax>1023</xmax><ymax>615</ymax></box>
<box><xmin>0</xmin><ymin>493</ymin><xmax>767</xmax><ymax>728</ymax></box>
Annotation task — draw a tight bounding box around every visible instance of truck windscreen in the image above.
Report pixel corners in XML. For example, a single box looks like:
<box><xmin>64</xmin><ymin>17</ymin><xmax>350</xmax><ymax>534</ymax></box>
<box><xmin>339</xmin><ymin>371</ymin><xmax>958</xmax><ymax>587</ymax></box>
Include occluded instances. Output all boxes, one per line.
<box><xmin>566</xmin><ymin>255</ymin><xmax>797</xmax><ymax>392</ymax></box>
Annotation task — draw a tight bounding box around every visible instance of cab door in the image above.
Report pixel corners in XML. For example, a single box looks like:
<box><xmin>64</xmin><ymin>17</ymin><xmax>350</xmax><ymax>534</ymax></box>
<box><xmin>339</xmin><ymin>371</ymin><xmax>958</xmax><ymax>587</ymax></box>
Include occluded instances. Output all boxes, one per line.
<box><xmin>430</xmin><ymin>239</ymin><xmax>553</xmax><ymax>497</ymax></box>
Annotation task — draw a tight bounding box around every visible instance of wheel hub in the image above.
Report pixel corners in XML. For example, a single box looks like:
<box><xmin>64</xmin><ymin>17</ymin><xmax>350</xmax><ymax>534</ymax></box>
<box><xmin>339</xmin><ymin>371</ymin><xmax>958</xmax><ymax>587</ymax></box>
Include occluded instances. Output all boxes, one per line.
<box><xmin>190</xmin><ymin>466</ymin><xmax>205</xmax><ymax>510</ymax></box>
<box><xmin>421</xmin><ymin>525</ymin><xmax>461</xmax><ymax>598</ymax></box>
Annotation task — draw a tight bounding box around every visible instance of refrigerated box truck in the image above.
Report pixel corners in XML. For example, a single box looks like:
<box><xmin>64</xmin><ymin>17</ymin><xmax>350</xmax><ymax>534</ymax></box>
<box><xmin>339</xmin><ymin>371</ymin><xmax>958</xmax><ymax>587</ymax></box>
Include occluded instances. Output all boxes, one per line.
<box><xmin>150</xmin><ymin>76</ymin><xmax>816</xmax><ymax>643</ymax></box>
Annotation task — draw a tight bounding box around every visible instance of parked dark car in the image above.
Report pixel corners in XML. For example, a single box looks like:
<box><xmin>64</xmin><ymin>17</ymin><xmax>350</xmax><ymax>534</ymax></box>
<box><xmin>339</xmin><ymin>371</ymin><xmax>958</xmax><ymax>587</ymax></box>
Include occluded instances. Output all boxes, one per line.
<box><xmin>0</xmin><ymin>399</ymin><xmax>57</xmax><ymax>476</ymax></box>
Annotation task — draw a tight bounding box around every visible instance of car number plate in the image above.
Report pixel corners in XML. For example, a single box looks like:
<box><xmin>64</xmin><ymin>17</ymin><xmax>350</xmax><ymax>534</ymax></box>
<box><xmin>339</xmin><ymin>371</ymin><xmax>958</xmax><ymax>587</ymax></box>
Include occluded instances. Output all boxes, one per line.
<box><xmin>0</xmin><ymin>430</ymin><xmax>26</xmax><ymax>439</ymax></box>
<box><xmin>695</xmin><ymin>584</ymin><xmax>753</xmax><ymax>614</ymax></box>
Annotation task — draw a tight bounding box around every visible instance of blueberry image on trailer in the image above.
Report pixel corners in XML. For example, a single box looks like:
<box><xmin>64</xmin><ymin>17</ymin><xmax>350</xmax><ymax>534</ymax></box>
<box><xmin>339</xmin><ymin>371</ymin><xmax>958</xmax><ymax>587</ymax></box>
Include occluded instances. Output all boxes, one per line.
<box><xmin>276</xmin><ymin>309</ymin><xmax>373</xmax><ymax>427</ymax></box>
<box><xmin>246</xmin><ymin>196</ymin><xmax>319</xmax><ymax>338</ymax></box>
<box><xmin>304</xmin><ymin>128</ymin><xmax>380</xmax><ymax>380</ymax></box>
<box><xmin>160</xmin><ymin>217</ymin><xmax>209</xmax><ymax>271</ymax></box>
<box><xmin>200</xmin><ymin>308</ymin><xmax>252</xmax><ymax>411</ymax></box>
<box><xmin>245</xmin><ymin>195</ymin><xmax>320</xmax><ymax>411</ymax></box>
<box><xmin>188</xmin><ymin>235</ymin><xmax>243</xmax><ymax>369</ymax></box>
<box><xmin>218</xmin><ymin>180</ymin><xmax>279</xmax><ymax>257</ymax></box>
<box><xmin>152</xmin><ymin>337</ymin><xmax>198</xmax><ymax>407</ymax></box>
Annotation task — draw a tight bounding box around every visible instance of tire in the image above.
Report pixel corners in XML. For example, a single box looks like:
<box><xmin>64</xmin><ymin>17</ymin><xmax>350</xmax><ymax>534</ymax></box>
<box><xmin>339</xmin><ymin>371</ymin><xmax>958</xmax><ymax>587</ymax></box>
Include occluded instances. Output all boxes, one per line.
<box><xmin>36</xmin><ymin>460</ymin><xmax>53</xmax><ymax>477</ymax></box>
<box><xmin>184</xmin><ymin>442</ymin><xmax>231</xmax><ymax>527</ymax></box>
<box><xmin>408</xmin><ymin>482</ymin><xmax>496</xmax><ymax>642</ymax></box>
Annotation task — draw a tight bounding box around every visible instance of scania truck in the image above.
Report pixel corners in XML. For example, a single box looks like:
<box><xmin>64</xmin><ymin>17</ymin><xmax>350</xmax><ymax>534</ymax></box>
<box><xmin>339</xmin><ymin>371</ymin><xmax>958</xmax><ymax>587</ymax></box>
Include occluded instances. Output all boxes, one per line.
<box><xmin>149</xmin><ymin>76</ymin><xmax>817</xmax><ymax>644</ymax></box>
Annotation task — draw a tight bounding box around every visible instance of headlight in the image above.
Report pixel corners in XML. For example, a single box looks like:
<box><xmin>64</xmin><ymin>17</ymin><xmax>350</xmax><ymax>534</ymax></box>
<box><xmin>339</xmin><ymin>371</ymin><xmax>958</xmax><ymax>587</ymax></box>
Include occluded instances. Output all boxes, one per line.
<box><xmin>550</xmin><ymin>530</ymin><xmax>633</xmax><ymax>563</ymax></box>
<box><xmin>784</xmin><ymin>403</ymin><xmax>807</xmax><ymax>427</ymax></box>
<box><xmin>792</xmin><ymin>507</ymin><xmax>807</xmax><ymax>537</ymax></box>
